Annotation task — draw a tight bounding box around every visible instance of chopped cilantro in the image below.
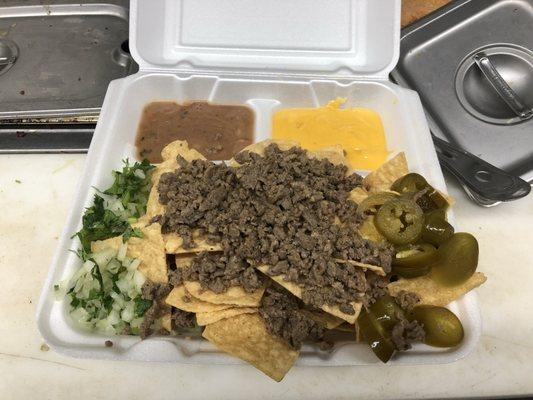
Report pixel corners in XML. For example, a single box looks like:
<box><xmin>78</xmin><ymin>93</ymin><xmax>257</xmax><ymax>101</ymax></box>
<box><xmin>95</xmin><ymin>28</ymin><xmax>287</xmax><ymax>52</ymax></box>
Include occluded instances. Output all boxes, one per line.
<box><xmin>73</xmin><ymin>160</ymin><xmax>153</xmax><ymax>260</ymax></box>
<box><xmin>133</xmin><ymin>296</ymin><xmax>152</xmax><ymax>317</ymax></box>
<box><xmin>104</xmin><ymin>159</ymin><xmax>154</xmax><ymax>218</ymax></box>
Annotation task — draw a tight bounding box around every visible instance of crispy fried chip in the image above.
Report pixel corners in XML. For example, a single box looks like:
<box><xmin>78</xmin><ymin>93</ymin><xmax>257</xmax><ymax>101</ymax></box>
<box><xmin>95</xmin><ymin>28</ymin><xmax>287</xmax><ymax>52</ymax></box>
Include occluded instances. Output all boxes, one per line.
<box><xmin>358</xmin><ymin>215</ymin><xmax>387</xmax><ymax>244</ymax></box>
<box><xmin>170</xmin><ymin>255</ymin><xmax>265</xmax><ymax>307</ymax></box>
<box><xmin>184</xmin><ymin>281</ymin><xmax>265</xmax><ymax>307</ymax></box>
<box><xmin>202</xmin><ymin>313</ymin><xmax>299</xmax><ymax>381</ymax></box>
<box><xmin>145</xmin><ymin>140</ymin><xmax>206</xmax><ymax>221</ymax></box>
<box><xmin>161</xmin><ymin>312</ymin><xmax>172</xmax><ymax>332</ymax></box>
<box><xmin>310</xmin><ymin>145</ymin><xmax>348</xmax><ymax>166</ymax></box>
<box><xmin>363</xmin><ymin>152</ymin><xmax>408</xmax><ymax>192</ymax></box>
<box><xmin>388</xmin><ymin>272</ymin><xmax>487</xmax><ymax>307</ymax></box>
<box><xmin>300</xmin><ymin>309</ymin><xmax>344</xmax><ymax>329</ymax></box>
<box><xmin>257</xmin><ymin>266</ymin><xmax>362</xmax><ymax>324</ymax></box>
<box><xmin>231</xmin><ymin>139</ymin><xmax>349</xmax><ymax>168</ymax></box>
<box><xmin>161</xmin><ymin>140</ymin><xmax>206</xmax><ymax>163</ymax></box>
<box><xmin>174</xmin><ymin>254</ymin><xmax>195</xmax><ymax>269</ymax></box>
<box><xmin>349</xmin><ymin>187</ymin><xmax>369</xmax><ymax>204</ymax></box>
<box><xmin>91</xmin><ymin>222</ymin><xmax>167</xmax><ymax>284</ymax></box>
<box><xmin>164</xmin><ymin>230</ymin><xmax>222</xmax><ymax>254</ymax></box>
<box><xmin>239</xmin><ymin>139</ymin><xmax>300</xmax><ymax>156</ymax></box>
<box><xmin>165</xmin><ymin>286</ymin><xmax>234</xmax><ymax>313</ymax></box>
<box><xmin>333</xmin><ymin>259</ymin><xmax>386</xmax><ymax>276</ymax></box>
<box><xmin>196</xmin><ymin>307</ymin><xmax>258</xmax><ymax>326</ymax></box>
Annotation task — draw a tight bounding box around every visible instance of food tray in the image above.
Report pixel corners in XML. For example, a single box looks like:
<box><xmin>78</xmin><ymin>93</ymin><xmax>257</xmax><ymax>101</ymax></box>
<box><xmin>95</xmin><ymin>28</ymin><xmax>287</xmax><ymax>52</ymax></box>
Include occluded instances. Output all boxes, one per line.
<box><xmin>37</xmin><ymin>0</ymin><xmax>481</xmax><ymax>366</ymax></box>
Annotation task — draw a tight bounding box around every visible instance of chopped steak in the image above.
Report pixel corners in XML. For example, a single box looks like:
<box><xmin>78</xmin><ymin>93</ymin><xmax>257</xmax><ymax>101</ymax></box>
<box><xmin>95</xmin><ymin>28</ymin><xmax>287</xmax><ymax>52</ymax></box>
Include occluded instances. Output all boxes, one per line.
<box><xmin>363</xmin><ymin>272</ymin><xmax>390</xmax><ymax>308</ymax></box>
<box><xmin>157</xmin><ymin>144</ymin><xmax>393</xmax><ymax>313</ymax></box>
<box><xmin>394</xmin><ymin>290</ymin><xmax>420</xmax><ymax>311</ymax></box>
<box><xmin>140</xmin><ymin>280</ymin><xmax>172</xmax><ymax>339</ymax></box>
<box><xmin>182</xmin><ymin>252</ymin><xmax>262</xmax><ymax>293</ymax></box>
<box><xmin>391</xmin><ymin>316</ymin><xmax>425</xmax><ymax>351</ymax></box>
<box><xmin>168</xmin><ymin>268</ymin><xmax>183</xmax><ymax>287</ymax></box>
<box><xmin>171</xmin><ymin>308</ymin><xmax>196</xmax><ymax>330</ymax></box>
<box><xmin>259</xmin><ymin>286</ymin><xmax>330</xmax><ymax>350</ymax></box>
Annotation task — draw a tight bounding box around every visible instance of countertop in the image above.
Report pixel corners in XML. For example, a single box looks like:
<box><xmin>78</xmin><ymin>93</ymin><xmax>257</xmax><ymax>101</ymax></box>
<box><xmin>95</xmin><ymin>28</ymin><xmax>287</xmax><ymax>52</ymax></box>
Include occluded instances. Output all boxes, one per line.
<box><xmin>1</xmin><ymin>153</ymin><xmax>533</xmax><ymax>399</ymax></box>
<box><xmin>401</xmin><ymin>0</ymin><xmax>452</xmax><ymax>27</ymax></box>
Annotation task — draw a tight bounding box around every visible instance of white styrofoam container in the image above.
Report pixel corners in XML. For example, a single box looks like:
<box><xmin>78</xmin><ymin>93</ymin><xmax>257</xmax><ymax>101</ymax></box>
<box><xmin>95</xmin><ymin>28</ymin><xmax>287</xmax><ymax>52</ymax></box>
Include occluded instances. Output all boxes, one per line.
<box><xmin>37</xmin><ymin>0</ymin><xmax>481</xmax><ymax>366</ymax></box>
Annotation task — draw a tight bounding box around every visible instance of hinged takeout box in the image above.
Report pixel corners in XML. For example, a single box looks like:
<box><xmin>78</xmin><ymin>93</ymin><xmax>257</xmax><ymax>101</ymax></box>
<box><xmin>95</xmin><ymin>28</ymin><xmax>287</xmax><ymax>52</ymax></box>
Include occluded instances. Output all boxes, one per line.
<box><xmin>37</xmin><ymin>0</ymin><xmax>481</xmax><ymax>365</ymax></box>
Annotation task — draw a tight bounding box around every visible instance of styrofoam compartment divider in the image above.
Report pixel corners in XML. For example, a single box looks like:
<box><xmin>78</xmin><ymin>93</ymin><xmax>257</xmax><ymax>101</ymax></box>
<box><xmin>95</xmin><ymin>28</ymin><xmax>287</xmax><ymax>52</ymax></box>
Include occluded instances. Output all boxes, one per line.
<box><xmin>37</xmin><ymin>0</ymin><xmax>481</xmax><ymax>366</ymax></box>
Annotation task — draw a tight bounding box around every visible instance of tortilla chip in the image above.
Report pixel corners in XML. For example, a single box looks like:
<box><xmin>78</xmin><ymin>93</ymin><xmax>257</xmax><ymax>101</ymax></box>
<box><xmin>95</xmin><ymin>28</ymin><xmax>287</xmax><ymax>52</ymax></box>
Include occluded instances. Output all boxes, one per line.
<box><xmin>160</xmin><ymin>140</ymin><xmax>206</xmax><ymax>163</ymax></box>
<box><xmin>363</xmin><ymin>152</ymin><xmax>408</xmax><ymax>192</ymax></box>
<box><xmin>161</xmin><ymin>313</ymin><xmax>172</xmax><ymax>332</ymax></box>
<box><xmin>301</xmin><ymin>309</ymin><xmax>344</xmax><ymax>329</ymax></box>
<box><xmin>196</xmin><ymin>307</ymin><xmax>258</xmax><ymax>326</ymax></box>
<box><xmin>90</xmin><ymin>222</ymin><xmax>167</xmax><ymax>284</ymax></box>
<box><xmin>333</xmin><ymin>259</ymin><xmax>386</xmax><ymax>276</ymax></box>
<box><xmin>358</xmin><ymin>215</ymin><xmax>387</xmax><ymax>244</ymax></box>
<box><xmin>128</xmin><ymin>223</ymin><xmax>168</xmax><ymax>284</ymax></box>
<box><xmin>239</xmin><ymin>139</ymin><xmax>300</xmax><ymax>156</ymax></box>
<box><xmin>349</xmin><ymin>187</ymin><xmax>369</xmax><ymax>204</ymax></box>
<box><xmin>165</xmin><ymin>286</ymin><xmax>234</xmax><ymax>313</ymax></box>
<box><xmin>174</xmin><ymin>254</ymin><xmax>195</xmax><ymax>269</ymax></box>
<box><xmin>184</xmin><ymin>281</ymin><xmax>265</xmax><ymax>307</ymax></box>
<box><xmin>164</xmin><ymin>230</ymin><xmax>222</xmax><ymax>254</ymax></box>
<box><xmin>202</xmin><ymin>313</ymin><xmax>299</xmax><ymax>381</ymax></box>
<box><xmin>145</xmin><ymin>140</ymin><xmax>206</xmax><ymax>221</ymax></box>
<box><xmin>257</xmin><ymin>265</ymin><xmax>362</xmax><ymax>324</ymax></box>
<box><xmin>388</xmin><ymin>272</ymin><xmax>487</xmax><ymax>307</ymax></box>
<box><xmin>310</xmin><ymin>145</ymin><xmax>348</xmax><ymax>166</ymax></box>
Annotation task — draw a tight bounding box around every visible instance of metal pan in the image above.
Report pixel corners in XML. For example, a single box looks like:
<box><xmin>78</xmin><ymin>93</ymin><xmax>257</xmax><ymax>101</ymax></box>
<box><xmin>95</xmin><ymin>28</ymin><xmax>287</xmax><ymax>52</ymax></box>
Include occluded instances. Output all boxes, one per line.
<box><xmin>392</xmin><ymin>0</ymin><xmax>533</xmax><ymax>190</ymax></box>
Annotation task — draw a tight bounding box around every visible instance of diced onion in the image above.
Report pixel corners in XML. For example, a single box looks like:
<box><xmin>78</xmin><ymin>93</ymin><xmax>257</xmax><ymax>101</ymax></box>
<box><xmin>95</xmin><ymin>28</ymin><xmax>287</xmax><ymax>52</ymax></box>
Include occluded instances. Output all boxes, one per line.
<box><xmin>60</xmin><ymin>246</ymin><xmax>147</xmax><ymax>336</ymax></box>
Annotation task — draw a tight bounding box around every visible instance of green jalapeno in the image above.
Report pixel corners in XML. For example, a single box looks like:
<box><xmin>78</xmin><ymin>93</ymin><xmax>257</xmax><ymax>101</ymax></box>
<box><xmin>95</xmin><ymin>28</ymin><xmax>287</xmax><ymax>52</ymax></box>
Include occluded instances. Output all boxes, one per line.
<box><xmin>391</xmin><ymin>244</ymin><xmax>436</xmax><ymax>278</ymax></box>
<box><xmin>409</xmin><ymin>305</ymin><xmax>464</xmax><ymax>347</ymax></box>
<box><xmin>358</xmin><ymin>295</ymin><xmax>404</xmax><ymax>363</ymax></box>
<box><xmin>431</xmin><ymin>233</ymin><xmax>479</xmax><ymax>286</ymax></box>
<box><xmin>392</xmin><ymin>173</ymin><xmax>449</xmax><ymax>213</ymax></box>
<box><xmin>375</xmin><ymin>198</ymin><xmax>424</xmax><ymax>245</ymax></box>
<box><xmin>391</xmin><ymin>173</ymin><xmax>428</xmax><ymax>194</ymax></box>
<box><xmin>422</xmin><ymin>209</ymin><xmax>455</xmax><ymax>246</ymax></box>
<box><xmin>393</xmin><ymin>243</ymin><xmax>437</xmax><ymax>268</ymax></box>
<box><xmin>358</xmin><ymin>308</ymin><xmax>396</xmax><ymax>363</ymax></box>
<box><xmin>357</xmin><ymin>192</ymin><xmax>399</xmax><ymax>214</ymax></box>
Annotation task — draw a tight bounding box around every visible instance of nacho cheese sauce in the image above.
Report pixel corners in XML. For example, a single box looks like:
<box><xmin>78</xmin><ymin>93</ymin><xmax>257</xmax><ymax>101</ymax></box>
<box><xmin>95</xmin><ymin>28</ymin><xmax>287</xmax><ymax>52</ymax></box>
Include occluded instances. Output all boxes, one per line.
<box><xmin>272</xmin><ymin>98</ymin><xmax>389</xmax><ymax>170</ymax></box>
<box><xmin>136</xmin><ymin>101</ymin><xmax>254</xmax><ymax>163</ymax></box>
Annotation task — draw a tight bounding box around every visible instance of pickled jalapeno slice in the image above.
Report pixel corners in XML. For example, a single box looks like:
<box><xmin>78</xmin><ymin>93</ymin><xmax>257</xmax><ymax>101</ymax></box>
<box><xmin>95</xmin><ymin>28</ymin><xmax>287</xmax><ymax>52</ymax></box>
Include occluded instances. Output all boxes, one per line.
<box><xmin>375</xmin><ymin>198</ymin><xmax>424</xmax><ymax>245</ymax></box>
<box><xmin>356</xmin><ymin>192</ymin><xmax>399</xmax><ymax>214</ymax></box>
<box><xmin>391</xmin><ymin>173</ymin><xmax>449</xmax><ymax>213</ymax></box>
<box><xmin>392</xmin><ymin>243</ymin><xmax>437</xmax><ymax>268</ymax></box>
<box><xmin>409</xmin><ymin>305</ymin><xmax>464</xmax><ymax>348</ymax></box>
<box><xmin>431</xmin><ymin>233</ymin><xmax>479</xmax><ymax>286</ymax></box>
<box><xmin>422</xmin><ymin>209</ymin><xmax>455</xmax><ymax>246</ymax></box>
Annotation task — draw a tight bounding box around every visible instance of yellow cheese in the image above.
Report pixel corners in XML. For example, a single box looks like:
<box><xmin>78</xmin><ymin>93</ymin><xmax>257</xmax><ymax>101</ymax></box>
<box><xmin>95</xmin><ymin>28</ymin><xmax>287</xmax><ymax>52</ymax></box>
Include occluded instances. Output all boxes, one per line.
<box><xmin>272</xmin><ymin>98</ymin><xmax>389</xmax><ymax>170</ymax></box>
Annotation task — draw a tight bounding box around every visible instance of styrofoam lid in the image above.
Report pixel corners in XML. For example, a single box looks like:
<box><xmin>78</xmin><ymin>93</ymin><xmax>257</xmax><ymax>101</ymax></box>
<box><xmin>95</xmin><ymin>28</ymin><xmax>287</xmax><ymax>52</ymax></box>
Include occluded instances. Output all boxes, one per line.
<box><xmin>130</xmin><ymin>0</ymin><xmax>400</xmax><ymax>79</ymax></box>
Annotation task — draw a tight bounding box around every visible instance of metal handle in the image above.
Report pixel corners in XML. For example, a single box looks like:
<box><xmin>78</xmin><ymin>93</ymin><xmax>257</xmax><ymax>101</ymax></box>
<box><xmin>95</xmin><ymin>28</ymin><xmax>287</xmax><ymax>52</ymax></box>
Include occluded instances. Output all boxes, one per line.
<box><xmin>474</xmin><ymin>54</ymin><xmax>533</xmax><ymax>120</ymax></box>
<box><xmin>432</xmin><ymin>135</ymin><xmax>531</xmax><ymax>203</ymax></box>
<box><xmin>0</xmin><ymin>57</ymin><xmax>15</xmax><ymax>66</ymax></box>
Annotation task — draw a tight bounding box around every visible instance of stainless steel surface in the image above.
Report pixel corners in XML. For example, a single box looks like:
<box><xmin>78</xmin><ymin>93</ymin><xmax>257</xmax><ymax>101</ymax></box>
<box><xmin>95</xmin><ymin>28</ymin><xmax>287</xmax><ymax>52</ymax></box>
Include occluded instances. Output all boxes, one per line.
<box><xmin>0</xmin><ymin>37</ymin><xmax>18</xmax><ymax>74</ymax></box>
<box><xmin>0</xmin><ymin>3</ymin><xmax>133</xmax><ymax>120</ymax></box>
<box><xmin>0</xmin><ymin>1</ymin><xmax>134</xmax><ymax>153</ymax></box>
<box><xmin>392</xmin><ymin>0</ymin><xmax>533</xmax><ymax>189</ymax></box>
<box><xmin>0</xmin><ymin>126</ymin><xmax>93</xmax><ymax>153</ymax></box>
<box><xmin>432</xmin><ymin>135</ymin><xmax>531</xmax><ymax>203</ymax></box>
